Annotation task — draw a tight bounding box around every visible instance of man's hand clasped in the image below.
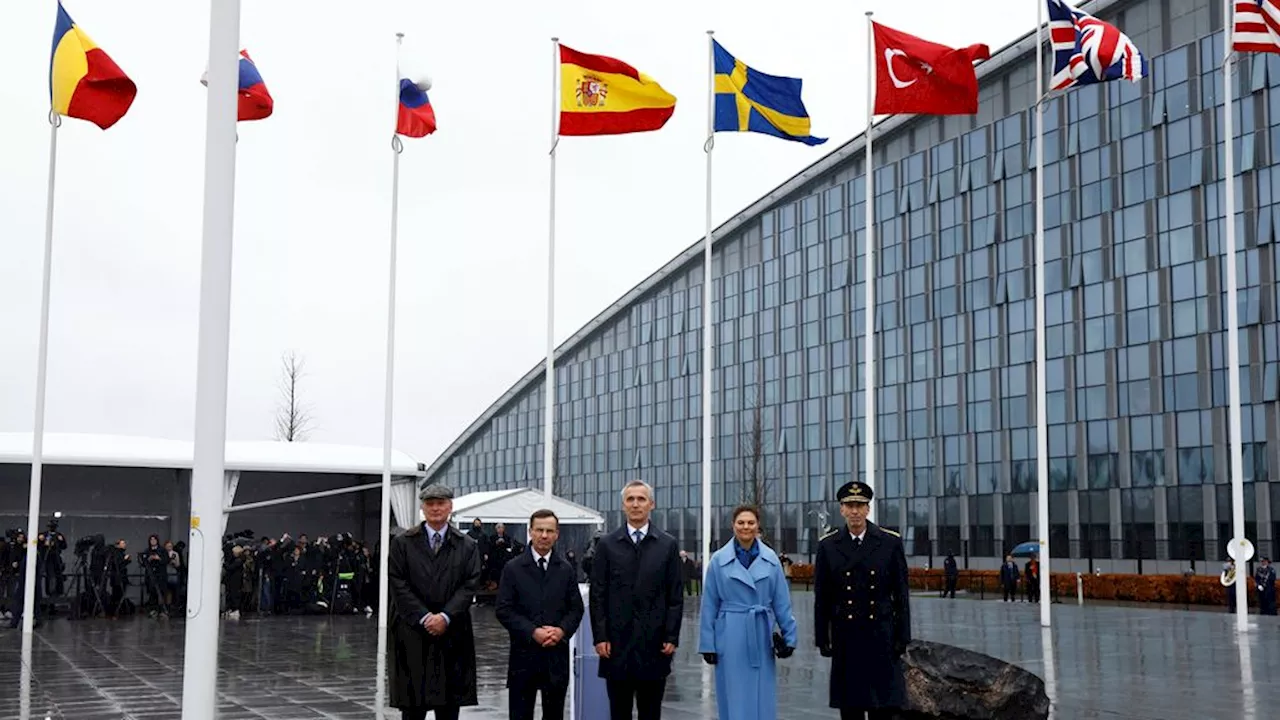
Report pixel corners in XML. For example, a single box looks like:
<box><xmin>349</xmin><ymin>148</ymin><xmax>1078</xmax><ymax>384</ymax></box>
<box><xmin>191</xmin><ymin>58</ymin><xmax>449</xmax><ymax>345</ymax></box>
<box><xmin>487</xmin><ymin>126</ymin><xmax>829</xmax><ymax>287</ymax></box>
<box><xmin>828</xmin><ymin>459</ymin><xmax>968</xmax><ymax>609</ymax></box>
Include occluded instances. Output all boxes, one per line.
<box><xmin>533</xmin><ymin>626</ymin><xmax>565</xmax><ymax>647</ymax></box>
<box><xmin>421</xmin><ymin>613</ymin><xmax>448</xmax><ymax>636</ymax></box>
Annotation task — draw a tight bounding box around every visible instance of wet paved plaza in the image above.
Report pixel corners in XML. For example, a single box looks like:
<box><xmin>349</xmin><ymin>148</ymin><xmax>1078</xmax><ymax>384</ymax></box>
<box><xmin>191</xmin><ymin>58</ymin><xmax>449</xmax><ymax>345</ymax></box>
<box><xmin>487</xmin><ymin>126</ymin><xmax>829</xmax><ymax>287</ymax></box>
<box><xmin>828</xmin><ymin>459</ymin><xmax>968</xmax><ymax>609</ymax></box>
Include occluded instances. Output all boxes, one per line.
<box><xmin>2</xmin><ymin>593</ymin><xmax>1279</xmax><ymax>719</ymax></box>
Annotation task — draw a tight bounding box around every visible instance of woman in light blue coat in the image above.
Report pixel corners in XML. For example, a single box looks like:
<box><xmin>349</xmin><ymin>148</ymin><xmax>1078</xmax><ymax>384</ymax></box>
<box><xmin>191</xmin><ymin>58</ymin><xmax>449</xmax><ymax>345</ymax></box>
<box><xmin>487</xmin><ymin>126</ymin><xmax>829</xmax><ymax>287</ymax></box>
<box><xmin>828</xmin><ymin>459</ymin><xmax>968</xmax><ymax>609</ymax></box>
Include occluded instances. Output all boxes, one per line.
<box><xmin>698</xmin><ymin>505</ymin><xmax>798</xmax><ymax>720</ymax></box>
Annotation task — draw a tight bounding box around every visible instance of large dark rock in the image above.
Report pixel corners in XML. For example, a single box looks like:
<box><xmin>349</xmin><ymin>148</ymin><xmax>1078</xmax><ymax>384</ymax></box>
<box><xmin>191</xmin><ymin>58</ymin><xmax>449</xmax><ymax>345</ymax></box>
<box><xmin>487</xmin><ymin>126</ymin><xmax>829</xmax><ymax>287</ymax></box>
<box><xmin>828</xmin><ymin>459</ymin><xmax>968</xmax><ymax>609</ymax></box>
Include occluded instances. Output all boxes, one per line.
<box><xmin>890</xmin><ymin>641</ymin><xmax>1050</xmax><ymax>720</ymax></box>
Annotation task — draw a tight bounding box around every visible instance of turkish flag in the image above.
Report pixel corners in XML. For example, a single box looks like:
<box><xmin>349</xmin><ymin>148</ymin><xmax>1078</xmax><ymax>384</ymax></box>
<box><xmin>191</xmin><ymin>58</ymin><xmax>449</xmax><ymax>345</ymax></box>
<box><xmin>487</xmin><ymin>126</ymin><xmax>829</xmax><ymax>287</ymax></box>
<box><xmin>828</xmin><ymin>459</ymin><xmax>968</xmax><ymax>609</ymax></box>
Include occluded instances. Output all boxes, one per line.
<box><xmin>872</xmin><ymin>22</ymin><xmax>990</xmax><ymax>116</ymax></box>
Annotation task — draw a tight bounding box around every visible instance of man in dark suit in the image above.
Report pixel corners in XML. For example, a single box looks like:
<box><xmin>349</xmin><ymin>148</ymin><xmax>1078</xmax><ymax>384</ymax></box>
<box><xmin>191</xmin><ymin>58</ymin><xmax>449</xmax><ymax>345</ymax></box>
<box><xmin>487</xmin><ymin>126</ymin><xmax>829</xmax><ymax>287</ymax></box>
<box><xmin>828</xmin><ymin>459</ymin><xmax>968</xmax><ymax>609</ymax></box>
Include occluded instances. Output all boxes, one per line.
<box><xmin>1255</xmin><ymin>557</ymin><xmax>1277</xmax><ymax>616</ymax></box>
<box><xmin>943</xmin><ymin>554</ymin><xmax>958</xmax><ymax>599</ymax></box>
<box><xmin>496</xmin><ymin>509</ymin><xmax>585</xmax><ymax>720</ymax></box>
<box><xmin>999</xmin><ymin>555</ymin><xmax>1020</xmax><ymax>602</ymax></box>
<box><xmin>815</xmin><ymin>481</ymin><xmax>910</xmax><ymax>720</ymax></box>
<box><xmin>590</xmin><ymin>479</ymin><xmax>683</xmax><ymax>720</ymax></box>
<box><xmin>387</xmin><ymin>484</ymin><xmax>482</xmax><ymax>720</ymax></box>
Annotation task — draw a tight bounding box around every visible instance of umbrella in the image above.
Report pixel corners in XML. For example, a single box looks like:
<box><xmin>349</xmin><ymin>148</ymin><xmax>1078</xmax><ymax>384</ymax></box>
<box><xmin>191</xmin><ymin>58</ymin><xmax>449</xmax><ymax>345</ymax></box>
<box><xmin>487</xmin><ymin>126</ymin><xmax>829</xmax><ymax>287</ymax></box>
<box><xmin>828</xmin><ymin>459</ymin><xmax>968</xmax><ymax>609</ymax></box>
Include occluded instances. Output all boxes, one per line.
<box><xmin>1010</xmin><ymin>541</ymin><xmax>1040</xmax><ymax>558</ymax></box>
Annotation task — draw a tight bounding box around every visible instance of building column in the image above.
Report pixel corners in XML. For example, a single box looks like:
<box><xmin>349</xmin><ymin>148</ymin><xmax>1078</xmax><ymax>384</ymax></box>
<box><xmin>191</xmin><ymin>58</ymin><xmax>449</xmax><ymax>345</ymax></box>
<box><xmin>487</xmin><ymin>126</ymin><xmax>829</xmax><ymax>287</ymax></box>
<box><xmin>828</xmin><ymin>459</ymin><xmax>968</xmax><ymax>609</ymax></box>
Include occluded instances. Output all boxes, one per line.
<box><xmin>1256</xmin><ymin>482</ymin><xmax>1272</xmax><ymax>558</ymax></box>
<box><xmin>1109</xmin><ymin>488</ymin><xmax>1123</xmax><ymax>557</ymax></box>
<box><xmin>1154</xmin><ymin>485</ymin><xmax>1169</xmax><ymax>561</ymax></box>
<box><xmin>1203</xmin><ymin>484</ymin><xmax>1218</xmax><ymax>563</ymax></box>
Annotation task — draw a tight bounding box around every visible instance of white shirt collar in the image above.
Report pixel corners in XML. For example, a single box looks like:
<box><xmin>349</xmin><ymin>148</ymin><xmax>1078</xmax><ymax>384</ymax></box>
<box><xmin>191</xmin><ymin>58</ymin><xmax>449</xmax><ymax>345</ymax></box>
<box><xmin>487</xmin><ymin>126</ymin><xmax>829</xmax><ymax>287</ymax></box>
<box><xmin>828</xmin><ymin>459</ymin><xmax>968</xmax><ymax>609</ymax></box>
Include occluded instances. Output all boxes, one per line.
<box><xmin>532</xmin><ymin>548</ymin><xmax>552</xmax><ymax>564</ymax></box>
<box><xmin>849</xmin><ymin>529</ymin><xmax>865</xmax><ymax>542</ymax></box>
<box><xmin>627</xmin><ymin>522</ymin><xmax>650</xmax><ymax>539</ymax></box>
<box><xmin>424</xmin><ymin>523</ymin><xmax>448</xmax><ymax>539</ymax></box>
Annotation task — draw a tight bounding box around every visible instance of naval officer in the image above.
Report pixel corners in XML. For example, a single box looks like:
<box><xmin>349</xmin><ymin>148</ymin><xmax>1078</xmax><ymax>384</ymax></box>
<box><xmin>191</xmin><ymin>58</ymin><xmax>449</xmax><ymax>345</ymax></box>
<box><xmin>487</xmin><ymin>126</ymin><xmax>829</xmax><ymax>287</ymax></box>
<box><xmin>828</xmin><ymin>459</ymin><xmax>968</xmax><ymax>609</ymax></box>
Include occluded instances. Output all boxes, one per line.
<box><xmin>814</xmin><ymin>481</ymin><xmax>911</xmax><ymax>720</ymax></box>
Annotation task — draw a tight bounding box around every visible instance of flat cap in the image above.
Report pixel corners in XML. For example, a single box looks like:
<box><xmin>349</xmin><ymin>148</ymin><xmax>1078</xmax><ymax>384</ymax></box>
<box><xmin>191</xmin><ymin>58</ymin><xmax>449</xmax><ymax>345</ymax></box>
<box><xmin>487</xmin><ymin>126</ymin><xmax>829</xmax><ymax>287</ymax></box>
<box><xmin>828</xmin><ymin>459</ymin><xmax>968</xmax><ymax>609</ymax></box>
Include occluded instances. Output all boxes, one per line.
<box><xmin>837</xmin><ymin>481</ymin><xmax>873</xmax><ymax>504</ymax></box>
<box><xmin>419</xmin><ymin>483</ymin><xmax>454</xmax><ymax>501</ymax></box>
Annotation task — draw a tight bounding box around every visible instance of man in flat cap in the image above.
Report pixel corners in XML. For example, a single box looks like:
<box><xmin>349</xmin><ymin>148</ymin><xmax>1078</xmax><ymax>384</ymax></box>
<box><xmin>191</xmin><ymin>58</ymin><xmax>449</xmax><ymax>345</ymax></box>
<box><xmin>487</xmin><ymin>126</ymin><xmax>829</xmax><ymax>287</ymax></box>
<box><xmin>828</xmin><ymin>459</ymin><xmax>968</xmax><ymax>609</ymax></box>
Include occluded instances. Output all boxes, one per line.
<box><xmin>814</xmin><ymin>481</ymin><xmax>911</xmax><ymax>720</ymax></box>
<box><xmin>387</xmin><ymin>483</ymin><xmax>482</xmax><ymax>720</ymax></box>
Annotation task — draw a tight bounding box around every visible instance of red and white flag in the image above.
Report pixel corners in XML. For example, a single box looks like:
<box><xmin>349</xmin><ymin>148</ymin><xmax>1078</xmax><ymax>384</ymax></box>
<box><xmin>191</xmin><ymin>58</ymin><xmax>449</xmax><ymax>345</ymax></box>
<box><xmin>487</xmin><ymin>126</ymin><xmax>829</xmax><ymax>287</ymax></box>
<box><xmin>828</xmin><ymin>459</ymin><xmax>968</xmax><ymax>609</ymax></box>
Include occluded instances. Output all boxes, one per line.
<box><xmin>1234</xmin><ymin>0</ymin><xmax>1280</xmax><ymax>53</ymax></box>
<box><xmin>872</xmin><ymin>22</ymin><xmax>990</xmax><ymax>116</ymax></box>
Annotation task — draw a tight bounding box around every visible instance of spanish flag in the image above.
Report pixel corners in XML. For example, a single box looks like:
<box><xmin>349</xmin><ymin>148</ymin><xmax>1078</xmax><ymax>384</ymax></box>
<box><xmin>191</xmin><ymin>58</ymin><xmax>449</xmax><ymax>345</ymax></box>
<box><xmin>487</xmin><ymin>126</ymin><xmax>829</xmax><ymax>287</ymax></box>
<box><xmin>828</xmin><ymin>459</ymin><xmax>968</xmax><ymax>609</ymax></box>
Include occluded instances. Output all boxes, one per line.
<box><xmin>559</xmin><ymin>45</ymin><xmax>676</xmax><ymax>136</ymax></box>
<box><xmin>50</xmin><ymin>2</ymin><xmax>136</xmax><ymax>130</ymax></box>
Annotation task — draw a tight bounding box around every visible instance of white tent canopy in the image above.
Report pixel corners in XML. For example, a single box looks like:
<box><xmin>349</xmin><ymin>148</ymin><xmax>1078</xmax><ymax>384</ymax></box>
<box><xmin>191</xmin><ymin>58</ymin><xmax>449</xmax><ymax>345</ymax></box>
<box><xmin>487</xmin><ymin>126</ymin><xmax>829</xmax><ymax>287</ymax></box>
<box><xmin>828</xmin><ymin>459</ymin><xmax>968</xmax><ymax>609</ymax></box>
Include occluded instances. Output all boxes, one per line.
<box><xmin>450</xmin><ymin>488</ymin><xmax>604</xmax><ymax>526</ymax></box>
<box><xmin>0</xmin><ymin>432</ymin><xmax>424</xmax><ymax>476</ymax></box>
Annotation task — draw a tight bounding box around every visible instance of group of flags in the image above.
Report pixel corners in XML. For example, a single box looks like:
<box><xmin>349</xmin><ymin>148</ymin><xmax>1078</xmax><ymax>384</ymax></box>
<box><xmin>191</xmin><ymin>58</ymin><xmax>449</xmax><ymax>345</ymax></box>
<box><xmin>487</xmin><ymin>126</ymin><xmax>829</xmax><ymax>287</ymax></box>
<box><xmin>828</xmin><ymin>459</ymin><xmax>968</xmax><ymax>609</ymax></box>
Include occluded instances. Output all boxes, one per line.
<box><xmin>48</xmin><ymin>1</ymin><xmax>436</xmax><ymax>137</ymax></box>
<box><xmin>548</xmin><ymin>0</ymin><xmax>1145</xmax><ymax>144</ymax></box>
<box><xmin>40</xmin><ymin>0</ymin><xmax>1280</xmax><ymax>178</ymax></box>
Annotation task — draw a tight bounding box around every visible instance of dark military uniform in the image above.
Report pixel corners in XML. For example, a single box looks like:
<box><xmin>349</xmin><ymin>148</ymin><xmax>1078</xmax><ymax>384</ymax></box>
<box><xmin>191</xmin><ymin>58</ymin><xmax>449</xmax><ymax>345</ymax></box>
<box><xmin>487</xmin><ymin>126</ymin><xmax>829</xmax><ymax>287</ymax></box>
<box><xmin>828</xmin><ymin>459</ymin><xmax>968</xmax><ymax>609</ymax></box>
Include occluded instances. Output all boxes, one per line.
<box><xmin>814</xmin><ymin>483</ymin><xmax>910</xmax><ymax>719</ymax></box>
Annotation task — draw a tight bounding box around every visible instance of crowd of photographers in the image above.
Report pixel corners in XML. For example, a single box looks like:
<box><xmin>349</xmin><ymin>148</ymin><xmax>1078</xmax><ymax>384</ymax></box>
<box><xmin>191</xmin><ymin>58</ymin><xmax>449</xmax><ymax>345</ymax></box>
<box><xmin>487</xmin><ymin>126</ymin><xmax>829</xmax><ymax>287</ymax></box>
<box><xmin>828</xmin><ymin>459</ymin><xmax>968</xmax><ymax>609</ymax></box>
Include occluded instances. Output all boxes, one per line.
<box><xmin>223</xmin><ymin>529</ymin><xmax>377</xmax><ymax>617</ymax></box>
<box><xmin>2</xmin><ymin>516</ymin><xmax>590</xmax><ymax>628</ymax></box>
<box><xmin>0</xmin><ymin>516</ymin><xmax>383</xmax><ymax>626</ymax></box>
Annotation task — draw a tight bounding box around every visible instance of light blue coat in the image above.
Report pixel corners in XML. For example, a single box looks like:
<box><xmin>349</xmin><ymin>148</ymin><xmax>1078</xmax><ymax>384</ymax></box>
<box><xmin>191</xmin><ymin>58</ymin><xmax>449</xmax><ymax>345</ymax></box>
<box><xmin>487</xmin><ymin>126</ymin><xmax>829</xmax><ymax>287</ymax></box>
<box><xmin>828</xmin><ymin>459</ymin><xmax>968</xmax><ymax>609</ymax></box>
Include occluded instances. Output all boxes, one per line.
<box><xmin>697</xmin><ymin>539</ymin><xmax>798</xmax><ymax>720</ymax></box>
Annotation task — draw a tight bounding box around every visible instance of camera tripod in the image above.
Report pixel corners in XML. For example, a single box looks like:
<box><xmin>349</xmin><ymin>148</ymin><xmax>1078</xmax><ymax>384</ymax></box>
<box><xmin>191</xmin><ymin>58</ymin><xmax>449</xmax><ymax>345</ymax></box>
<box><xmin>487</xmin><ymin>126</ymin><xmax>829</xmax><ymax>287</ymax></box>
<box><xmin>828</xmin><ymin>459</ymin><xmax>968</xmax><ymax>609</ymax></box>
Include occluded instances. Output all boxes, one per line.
<box><xmin>69</xmin><ymin>552</ymin><xmax>108</xmax><ymax>620</ymax></box>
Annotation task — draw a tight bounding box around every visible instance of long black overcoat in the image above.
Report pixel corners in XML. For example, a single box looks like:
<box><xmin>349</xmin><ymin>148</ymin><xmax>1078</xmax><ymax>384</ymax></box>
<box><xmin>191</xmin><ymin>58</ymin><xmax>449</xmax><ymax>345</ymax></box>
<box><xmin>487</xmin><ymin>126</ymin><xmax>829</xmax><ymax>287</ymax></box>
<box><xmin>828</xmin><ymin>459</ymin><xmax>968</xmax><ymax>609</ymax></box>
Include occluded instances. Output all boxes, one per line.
<box><xmin>814</xmin><ymin>522</ymin><xmax>911</xmax><ymax>710</ymax></box>
<box><xmin>387</xmin><ymin>524</ymin><xmax>481</xmax><ymax>709</ymax></box>
<box><xmin>588</xmin><ymin>524</ymin><xmax>683</xmax><ymax>682</ymax></box>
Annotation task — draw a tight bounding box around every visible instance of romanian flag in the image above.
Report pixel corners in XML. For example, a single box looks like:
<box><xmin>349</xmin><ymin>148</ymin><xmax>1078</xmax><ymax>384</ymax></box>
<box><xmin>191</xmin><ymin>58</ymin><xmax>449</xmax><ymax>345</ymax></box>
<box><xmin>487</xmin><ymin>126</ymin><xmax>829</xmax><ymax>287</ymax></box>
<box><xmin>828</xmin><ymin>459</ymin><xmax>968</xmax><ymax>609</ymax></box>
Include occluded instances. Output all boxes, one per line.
<box><xmin>713</xmin><ymin>41</ymin><xmax>825</xmax><ymax>146</ymax></box>
<box><xmin>50</xmin><ymin>2</ymin><xmax>136</xmax><ymax>130</ymax></box>
<box><xmin>397</xmin><ymin>75</ymin><xmax>437</xmax><ymax>137</ymax></box>
<box><xmin>559</xmin><ymin>45</ymin><xmax>676</xmax><ymax>136</ymax></box>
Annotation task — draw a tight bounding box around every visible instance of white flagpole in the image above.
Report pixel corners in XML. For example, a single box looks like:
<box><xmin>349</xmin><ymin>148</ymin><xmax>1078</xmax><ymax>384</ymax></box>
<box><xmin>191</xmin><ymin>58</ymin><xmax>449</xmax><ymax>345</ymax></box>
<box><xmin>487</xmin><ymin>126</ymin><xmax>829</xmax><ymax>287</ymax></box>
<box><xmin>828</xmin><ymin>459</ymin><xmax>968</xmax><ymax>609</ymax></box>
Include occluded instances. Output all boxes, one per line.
<box><xmin>20</xmin><ymin>111</ymin><xmax>60</xmax><ymax>637</ymax></box>
<box><xmin>1221</xmin><ymin>0</ymin><xmax>1249</xmax><ymax>630</ymax></box>
<box><xmin>545</xmin><ymin>37</ymin><xmax>560</xmax><ymax>497</ymax></box>
<box><xmin>863</xmin><ymin>11</ymin><xmax>877</xmax><ymax>520</ymax></box>
<box><xmin>701</xmin><ymin>29</ymin><xmax>716</xmax><ymax>567</ymax></box>
<box><xmin>181</xmin><ymin>1</ymin><xmax>241</xmax><ymax>717</ymax></box>
<box><xmin>1034</xmin><ymin>0</ymin><xmax>1052</xmax><ymax>628</ymax></box>
<box><xmin>375</xmin><ymin>32</ymin><xmax>406</xmax><ymax>718</ymax></box>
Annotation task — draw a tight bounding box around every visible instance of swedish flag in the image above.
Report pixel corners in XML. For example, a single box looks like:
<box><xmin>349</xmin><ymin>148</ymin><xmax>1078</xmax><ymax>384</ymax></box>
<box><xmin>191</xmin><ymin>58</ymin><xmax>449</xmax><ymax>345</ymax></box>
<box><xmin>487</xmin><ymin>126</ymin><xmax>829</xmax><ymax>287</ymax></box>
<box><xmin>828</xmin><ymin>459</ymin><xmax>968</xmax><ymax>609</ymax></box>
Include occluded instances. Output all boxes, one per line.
<box><xmin>713</xmin><ymin>41</ymin><xmax>825</xmax><ymax>146</ymax></box>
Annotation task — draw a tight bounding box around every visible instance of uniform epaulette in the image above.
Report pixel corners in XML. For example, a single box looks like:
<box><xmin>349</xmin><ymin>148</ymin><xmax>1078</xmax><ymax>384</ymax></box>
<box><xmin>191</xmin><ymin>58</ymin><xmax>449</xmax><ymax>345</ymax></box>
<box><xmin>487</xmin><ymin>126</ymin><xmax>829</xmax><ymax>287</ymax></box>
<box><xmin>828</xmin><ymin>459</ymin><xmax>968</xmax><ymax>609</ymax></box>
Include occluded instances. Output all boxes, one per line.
<box><xmin>881</xmin><ymin>528</ymin><xmax>901</xmax><ymax>538</ymax></box>
<box><xmin>819</xmin><ymin>527</ymin><xmax>840</xmax><ymax>541</ymax></box>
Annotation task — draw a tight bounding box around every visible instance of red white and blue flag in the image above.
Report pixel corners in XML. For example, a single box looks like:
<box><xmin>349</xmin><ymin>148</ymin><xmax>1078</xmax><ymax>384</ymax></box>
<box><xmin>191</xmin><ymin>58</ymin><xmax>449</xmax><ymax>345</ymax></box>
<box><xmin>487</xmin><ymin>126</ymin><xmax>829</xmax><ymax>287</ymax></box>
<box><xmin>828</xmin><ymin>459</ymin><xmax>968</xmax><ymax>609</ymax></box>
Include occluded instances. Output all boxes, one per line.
<box><xmin>200</xmin><ymin>49</ymin><xmax>273</xmax><ymax>121</ymax></box>
<box><xmin>235</xmin><ymin>50</ymin><xmax>273</xmax><ymax>121</ymax></box>
<box><xmin>1047</xmin><ymin>0</ymin><xmax>1146</xmax><ymax>91</ymax></box>
<box><xmin>397</xmin><ymin>75</ymin><xmax>436</xmax><ymax>138</ymax></box>
<box><xmin>1233</xmin><ymin>0</ymin><xmax>1280</xmax><ymax>53</ymax></box>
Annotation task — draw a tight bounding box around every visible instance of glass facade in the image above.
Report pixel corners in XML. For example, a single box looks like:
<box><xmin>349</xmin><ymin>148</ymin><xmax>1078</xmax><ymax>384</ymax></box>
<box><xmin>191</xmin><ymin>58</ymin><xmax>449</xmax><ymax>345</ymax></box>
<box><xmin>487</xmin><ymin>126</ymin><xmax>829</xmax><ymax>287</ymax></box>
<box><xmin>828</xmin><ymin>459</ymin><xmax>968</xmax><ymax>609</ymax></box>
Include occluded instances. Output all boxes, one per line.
<box><xmin>429</xmin><ymin>0</ymin><xmax>1280</xmax><ymax>566</ymax></box>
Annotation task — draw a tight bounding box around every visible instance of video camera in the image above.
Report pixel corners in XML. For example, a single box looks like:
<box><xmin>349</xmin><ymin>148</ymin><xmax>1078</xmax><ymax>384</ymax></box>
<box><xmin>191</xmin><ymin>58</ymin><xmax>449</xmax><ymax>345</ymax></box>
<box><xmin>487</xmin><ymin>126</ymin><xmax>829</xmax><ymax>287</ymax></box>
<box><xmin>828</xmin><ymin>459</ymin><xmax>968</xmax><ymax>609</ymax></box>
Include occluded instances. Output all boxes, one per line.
<box><xmin>74</xmin><ymin>533</ymin><xmax>104</xmax><ymax>556</ymax></box>
<box><xmin>222</xmin><ymin>528</ymin><xmax>255</xmax><ymax>551</ymax></box>
<box><xmin>47</xmin><ymin>511</ymin><xmax>62</xmax><ymax>533</ymax></box>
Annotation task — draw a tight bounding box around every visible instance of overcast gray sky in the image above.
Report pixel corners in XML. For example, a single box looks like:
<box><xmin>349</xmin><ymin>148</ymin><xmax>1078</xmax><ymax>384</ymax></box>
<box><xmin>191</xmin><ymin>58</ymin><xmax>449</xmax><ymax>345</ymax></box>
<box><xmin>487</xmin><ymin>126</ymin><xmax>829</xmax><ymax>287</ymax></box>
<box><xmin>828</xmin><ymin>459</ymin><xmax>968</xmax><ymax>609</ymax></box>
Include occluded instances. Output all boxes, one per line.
<box><xmin>0</xmin><ymin>1</ymin><xmax>1037</xmax><ymax>465</ymax></box>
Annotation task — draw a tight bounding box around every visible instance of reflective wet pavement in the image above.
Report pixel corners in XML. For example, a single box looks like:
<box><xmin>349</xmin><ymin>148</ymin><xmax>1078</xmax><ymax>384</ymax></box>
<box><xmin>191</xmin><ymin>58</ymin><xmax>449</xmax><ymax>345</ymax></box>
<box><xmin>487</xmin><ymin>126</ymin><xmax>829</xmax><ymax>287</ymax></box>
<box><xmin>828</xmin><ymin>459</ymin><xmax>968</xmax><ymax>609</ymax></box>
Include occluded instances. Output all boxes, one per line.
<box><xmin>2</xmin><ymin>594</ymin><xmax>1279</xmax><ymax>719</ymax></box>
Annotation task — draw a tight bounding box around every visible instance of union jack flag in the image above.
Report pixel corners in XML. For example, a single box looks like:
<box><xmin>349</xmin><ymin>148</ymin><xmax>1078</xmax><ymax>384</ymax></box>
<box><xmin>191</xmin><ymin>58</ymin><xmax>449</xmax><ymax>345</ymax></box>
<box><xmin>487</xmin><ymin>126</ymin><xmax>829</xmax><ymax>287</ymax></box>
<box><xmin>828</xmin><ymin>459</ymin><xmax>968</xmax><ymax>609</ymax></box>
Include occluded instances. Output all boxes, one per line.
<box><xmin>1046</xmin><ymin>0</ymin><xmax>1146</xmax><ymax>91</ymax></box>
<box><xmin>1234</xmin><ymin>0</ymin><xmax>1280</xmax><ymax>53</ymax></box>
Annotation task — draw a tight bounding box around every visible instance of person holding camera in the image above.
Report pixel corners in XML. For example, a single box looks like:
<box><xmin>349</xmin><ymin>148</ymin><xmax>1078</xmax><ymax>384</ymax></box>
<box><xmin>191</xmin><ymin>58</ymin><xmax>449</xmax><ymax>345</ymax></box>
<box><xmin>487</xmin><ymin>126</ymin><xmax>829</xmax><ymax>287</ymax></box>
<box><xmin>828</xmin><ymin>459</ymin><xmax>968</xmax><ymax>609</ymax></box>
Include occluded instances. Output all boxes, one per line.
<box><xmin>38</xmin><ymin>519</ymin><xmax>67</xmax><ymax>600</ymax></box>
<box><xmin>697</xmin><ymin>505</ymin><xmax>797</xmax><ymax>720</ymax></box>
<box><xmin>6</xmin><ymin>532</ymin><xmax>41</xmax><ymax>629</ymax></box>
<box><xmin>107</xmin><ymin>539</ymin><xmax>131</xmax><ymax>616</ymax></box>
<box><xmin>143</xmin><ymin>535</ymin><xmax>169</xmax><ymax>615</ymax></box>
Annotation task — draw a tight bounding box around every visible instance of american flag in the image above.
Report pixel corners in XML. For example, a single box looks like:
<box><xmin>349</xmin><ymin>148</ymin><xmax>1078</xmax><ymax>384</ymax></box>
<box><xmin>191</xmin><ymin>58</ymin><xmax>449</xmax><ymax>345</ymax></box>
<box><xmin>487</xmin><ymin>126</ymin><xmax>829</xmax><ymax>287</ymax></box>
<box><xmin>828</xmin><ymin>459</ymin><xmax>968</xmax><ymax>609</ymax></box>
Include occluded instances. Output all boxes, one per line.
<box><xmin>1234</xmin><ymin>0</ymin><xmax>1280</xmax><ymax>53</ymax></box>
<box><xmin>1046</xmin><ymin>0</ymin><xmax>1147</xmax><ymax>91</ymax></box>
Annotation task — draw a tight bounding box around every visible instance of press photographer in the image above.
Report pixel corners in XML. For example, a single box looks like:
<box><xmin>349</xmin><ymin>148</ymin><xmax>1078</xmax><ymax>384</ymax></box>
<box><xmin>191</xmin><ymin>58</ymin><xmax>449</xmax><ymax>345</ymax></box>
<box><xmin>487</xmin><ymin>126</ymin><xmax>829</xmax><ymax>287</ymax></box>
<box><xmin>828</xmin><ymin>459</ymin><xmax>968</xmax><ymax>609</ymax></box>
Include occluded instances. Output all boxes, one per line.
<box><xmin>4</xmin><ymin>530</ymin><xmax>41</xmax><ymax>629</ymax></box>
<box><xmin>37</xmin><ymin>513</ymin><xmax>68</xmax><ymax>600</ymax></box>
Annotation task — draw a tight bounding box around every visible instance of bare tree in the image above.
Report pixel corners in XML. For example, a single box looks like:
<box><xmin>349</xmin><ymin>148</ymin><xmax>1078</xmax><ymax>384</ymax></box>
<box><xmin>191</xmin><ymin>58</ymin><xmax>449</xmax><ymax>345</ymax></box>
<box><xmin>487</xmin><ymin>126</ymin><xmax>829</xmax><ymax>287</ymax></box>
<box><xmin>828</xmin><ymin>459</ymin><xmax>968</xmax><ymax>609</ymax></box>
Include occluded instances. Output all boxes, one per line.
<box><xmin>551</xmin><ymin>422</ymin><xmax>566</xmax><ymax>497</ymax></box>
<box><xmin>274</xmin><ymin>351</ymin><xmax>314</xmax><ymax>442</ymax></box>
<box><xmin>736</xmin><ymin>378</ymin><xmax>777</xmax><ymax>531</ymax></box>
